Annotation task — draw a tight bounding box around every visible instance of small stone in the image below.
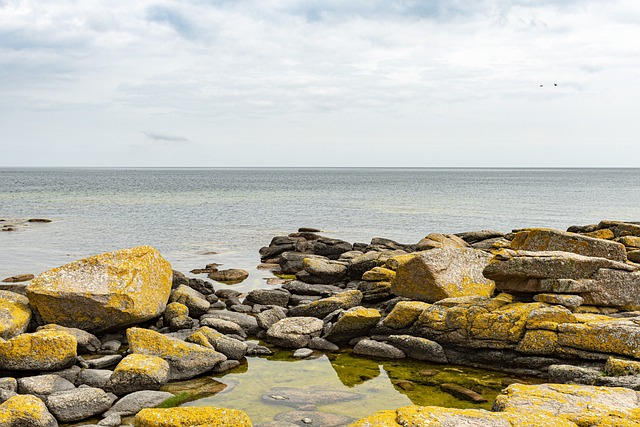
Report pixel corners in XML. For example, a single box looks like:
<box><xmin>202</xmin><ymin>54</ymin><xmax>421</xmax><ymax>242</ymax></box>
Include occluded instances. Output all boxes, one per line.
<box><xmin>353</xmin><ymin>339</ymin><xmax>405</xmax><ymax>359</ymax></box>
<box><xmin>293</xmin><ymin>348</ymin><xmax>314</xmax><ymax>359</ymax></box>
<box><xmin>1</xmin><ymin>274</ymin><xmax>35</xmax><ymax>283</ymax></box>
<box><xmin>208</xmin><ymin>269</ymin><xmax>249</xmax><ymax>284</ymax></box>
<box><xmin>440</xmin><ymin>383</ymin><xmax>488</xmax><ymax>403</ymax></box>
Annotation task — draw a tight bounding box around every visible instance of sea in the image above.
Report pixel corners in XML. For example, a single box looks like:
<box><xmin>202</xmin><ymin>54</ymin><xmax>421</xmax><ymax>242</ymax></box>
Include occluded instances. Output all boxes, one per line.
<box><xmin>2</xmin><ymin>167</ymin><xmax>640</xmax><ymax>289</ymax></box>
<box><xmin>2</xmin><ymin>167</ymin><xmax>640</xmax><ymax>423</ymax></box>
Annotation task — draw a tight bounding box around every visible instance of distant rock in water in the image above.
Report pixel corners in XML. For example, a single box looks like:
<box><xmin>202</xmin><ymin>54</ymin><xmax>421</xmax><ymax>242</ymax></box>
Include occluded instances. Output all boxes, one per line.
<box><xmin>208</xmin><ymin>269</ymin><xmax>249</xmax><ymax>284</ymax></box>
<box><xmin>1</xmin><ymin>274</ymin><xmax>34</xmax><ymax>283</ymax></box>
<box><xmin>27</xmin><ymin>218</ymin><xmax>52</xmax><ymax>223</ymax></box>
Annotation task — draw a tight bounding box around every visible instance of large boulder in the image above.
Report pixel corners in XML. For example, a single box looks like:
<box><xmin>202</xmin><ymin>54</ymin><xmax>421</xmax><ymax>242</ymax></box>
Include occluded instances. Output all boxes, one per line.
<box><xmin>127</xmin><ymin>327</ymin><xmax>226</xmax><ymax>380</ymax></box>
<box><xmin>134</xmin><ymin>406</ymin><xmax>252</xmax><ymax>427</ymax></box>
<box><xmin>26</xmin><ymin>246</ymin><xmax>173</xmax><ymax>333</ymax></box>
<box><xmin>510</xmin><ymin>228</ymin><xmax>627</xmax><ymax>262</ymax></box>
<box><xmin>0</xmin><ymin>290</ymin><xmax>31</xmax><ymax>340</ymax></box>
<box><xmin>0</xmin><ymin>394</ymin><xmax>58</xmax><ymax>427</ymax></box>
<box><xmin>391</xmin><ymin>247</ymin><xmax>494</xmax><ymax>303</ymax></box>
<box><xmin>108</xmin><ymin>354</ymin><xmax>171</xmax><ymax>396</ymax></box>
<box><xmin>0</xmin><ymin>329</ymin><xmax>77</xmax><ymax>371</ymax></box>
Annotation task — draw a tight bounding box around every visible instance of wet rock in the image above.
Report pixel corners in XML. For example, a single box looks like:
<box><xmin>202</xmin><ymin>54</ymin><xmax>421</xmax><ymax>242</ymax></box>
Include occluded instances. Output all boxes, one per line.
<box><xmin>245</xmin><ymin>288</ymin><xmax>290</xmax><ymax>307</ymax></box>
<box><xmin>353</xmin><ymin>339</ymin><xmax>405</xmax><ymax>359</ymax></box>
<box><xmin>207</xmin><ymin>269</ymin><xmax>249</xmax><ymax>283</ymax></box>
<box><xmin>26</xmin><ymin>246</ymin><xmax>172</xmax><ymax>333</ymax></box>
<box><xmin>103</xmin><ymin>390</ymin><xmax>174</xmax><ymax>417</ymax></box>
<box><xmin>385</xmin><ymin>335</ymin><xmax>447</xmax><ymax>363</ymax></box>
<box><xmin>0</xmin><ymin>394</ymin><xmax>58</xmax><ymax>427</ymax></box>
<box><xmin>38</xmin><ymin>324</ymin><xmax>102</xmax><ymax>354</ymax></box>
<box><xmin>28</xmin><ymin>218</ymin><xmax>52</xmax><ymax>223</ymax></box>
<box><xmin>0</xmin><ymin>329</ymin><xmax>77</xmax><ymax>371</ymax></box>
<box><xmin>17</xmin><ymin>375</ymin><xmax>75</xmax><ymax>400</ymax></box>
<box><xmin>46</xmin><ymin>387</ymin><xmax>114</xmax><ymax>423</ymax></box>
<box><xmin>274</xmin><ymin>410</ymin><xmax>355</xmax><ymax>427</ymax></box>
<box><xmin>187</xmin><ymin>277</ymin><xmax>215</xmax><ymax>295</ymax></box>
<box><xmin>1</xmin><ymin>274</ymin><xmax>35</xmax><ymax>283</ymax></box>
<box><xmin>266</xmin><ymin>317</ymin><xmax>324</xmax><ymax>348</ymax></box>
<box><xmin>170</xmin><ymin>285</ymin><xmax>210</xmax><ymax>317</ymax></box>
<box><xmin>127</xmin><ymin>327</ymin><xmax>226</xmax><ymax>380</ymax></box>
<box><xmin>262</xmin><ymin>385</ymin><xmax>363</xmax><ymax>407</ymax></box>
<box><xmin>440</xmin><ymin>383</ymin><xmax>488</xmax><ymax>403</ymax></box>
<box><xmin>0</xmin><ymin>290</ymin><xmax>31</xmax><ymax>340</ymax></box>
<box><xmin>391</xmin><ymin>247</ymin><xmax>494</xmax><ymax>302</ymax></box>
<box><xmin>108</xmin><ymin>354</ymin><xmax>170</xmax><ymax>396</ymax></box>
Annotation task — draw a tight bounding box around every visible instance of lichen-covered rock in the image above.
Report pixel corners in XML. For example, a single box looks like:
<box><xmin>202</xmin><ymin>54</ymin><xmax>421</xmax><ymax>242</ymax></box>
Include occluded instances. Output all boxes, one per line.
<box><xmin>415</xmin><ymin>233</ymin><xmax>469</xmax><ymax>251</ymax></box>
<box><xmin>324</xmin><ymin>307</ymin><xmax>381</xmax><ymax>342</ymax></box>
<box><xmin>510</xmin><ymin>228</ymin><xmax>627</xmax><ymax>262</ymax></box>
<box><xmin>557</xmin><ymin>317</ymin><xmax>640</xmax><ymax>358</ymax></box>
<box><xmin>382</xmin><ymin>301</ymin><xmax>431</xmax><ymax>329</ymax></box>
<box><xmin>493</xmin><ymin>383</ymin><xmax>640</xmax><ymax>426</ymax></box>
<box><xmin>0</xmin><ymin>394</ymin><xmax>58</xmax><ymax>427</ymax></box>
<box><xmin>391</xmin><ymin>247</ymin><xmax>494</xmax><ymax>303</ymax></box>
<box><xmin>533</xmin><ymin>293</ymin><xmax>584</xmax><ymax>310</ymax></box>
<box><xmin>163</xmin><ymin>302</ymin><xmax>193</xmax><ymax>332</ymax></box>
<box><xmin>37</xmin><ymin>324</ymin><xmax>102</xmax><ymax>354</ymax></box>
<box><xmin>46</xmin><ymin>387</ymin><xmax>114</xmax><ymax>423</ymax></box>
<box><xmin>26</xmin><ymin>246</ymin><xmax>173</xmax><ymax>333</ymax></box>
<box><xmin>604</xmin><ymin>356</ymin><xmax>640</xmax><ymax>376</ymax></box>
<box><xmin>0</xmin><ymin>291</ymin><xmax>31</xmax><ymax>340</ymax></box>
<box><xmin>287</xmin><ymin>290</ymin><xmax>363</xmax><ymax>318</ymax></box>
<box><xmin>0</xmin><ymin>329</ymin><xmax>77</xmax><ymax>371</ymax></box>
<box><xmin>244</xmin><ymin>288</ymin><xmax>290</xmax><ymax>307</ymax></box>
<box><xmin>266</xmin><ymin>317</ymin><xmax>324</xmax><ymax>348</ymax></box>
<box><xmin>134</xmin><ymin>406</ymin><xmax>252</xmax><ymax>427</ymax></box>
<box><xmin>357</xmin><ymin>281</ymin><xmax>393</xmax><ymax>303</ymax></box>
<box><xmin>362</xmin><ymin>267</ymin><xmax>396</xmax><ymax>282</ymax></box>
<box><xmin>349</xmin><ymin>405</ymin><xmax>578</xmax><ymax>427</ymax></box>
<box><xmin>185</xmin><ymin>327</ymin><xmax>248</xmax><ymax>360</ymax></box>
<box><xmin>109</xmin><ymin>354</ymin><xmax>170</xmax><ymax>396</ymax></box>
<box><xmin>169</xmin><ymin>285</ymin><xmax>209</xmax><ymax>317</ymax></box>
<box><xmin>127</xmin><ymin>327</ymin><xmax>226</xmax><ymax>380</ymax></box>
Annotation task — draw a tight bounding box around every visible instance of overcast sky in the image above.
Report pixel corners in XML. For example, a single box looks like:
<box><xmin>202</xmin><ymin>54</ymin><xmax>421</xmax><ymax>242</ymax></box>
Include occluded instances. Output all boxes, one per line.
<box><xmin>1</xmin><ymin>0</ymin><xmax>639</xmax><ymax>167</ymax></box>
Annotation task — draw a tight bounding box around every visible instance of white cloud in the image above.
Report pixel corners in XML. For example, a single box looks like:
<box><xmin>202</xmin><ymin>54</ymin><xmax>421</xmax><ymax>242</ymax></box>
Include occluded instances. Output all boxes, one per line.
<box><xmin>1</xmin><ymin>0</ymin><xmax>639</xmax><ymax>166</ymax></box>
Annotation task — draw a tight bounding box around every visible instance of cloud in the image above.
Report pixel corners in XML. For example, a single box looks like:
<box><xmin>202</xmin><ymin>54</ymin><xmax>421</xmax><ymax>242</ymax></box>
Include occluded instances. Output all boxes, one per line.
<box><xmin>142</xmin><ymin>131</ymin><xmax>190</xmax><ymax>143</ymax></box>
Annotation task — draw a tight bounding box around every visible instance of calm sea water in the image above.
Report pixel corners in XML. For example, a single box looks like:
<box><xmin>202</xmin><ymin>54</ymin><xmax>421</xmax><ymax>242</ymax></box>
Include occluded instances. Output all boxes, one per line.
<box><xmin>2</xmin><ymin>168</ymin><xmax>640</xmax><ymax>289</ymax></box>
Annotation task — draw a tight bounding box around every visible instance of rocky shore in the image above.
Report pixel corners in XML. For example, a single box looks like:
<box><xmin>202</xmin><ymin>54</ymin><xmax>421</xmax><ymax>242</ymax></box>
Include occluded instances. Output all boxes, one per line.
<box><xmin>3</xmin><ymin>220</ymin><xmax>640</xmax><ymax>426</ymax></box>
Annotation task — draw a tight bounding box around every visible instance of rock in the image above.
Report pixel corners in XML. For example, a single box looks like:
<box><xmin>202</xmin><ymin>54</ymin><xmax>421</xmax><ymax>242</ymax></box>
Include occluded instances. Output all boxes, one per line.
<box><xmin>0</xmin><ymin>389</ymin><xmax>17</xmax><ymax>405</ymax></box>
<box><xmin>171</xmin><ymin>270</ymin><xmax>189</xmax><ymax>288</ymax></box>
<box><xmin>76</xmin><ymin>369</ymin><xmax>113</xmax><ymax>389</ymax></box>
<box><xmin>301</xmin><ymin>258</ymin><xmax>347</xmax><ymax>283</ymax></box>
<box><xmin>282</xmin><ymin>281</ymin><xmax>343</xmax><ymax>296</ymax></box>
<box><xmin>351</xmin><ymin>405</ymin><xmax>576</xmax><ymax>427</ymax></box>
<box><xmin>17</xmin><ymin>375</ymin><xmax>75</xmax><ymax>400</ymax></box>
<box><xmin>50</xmin><ymin>366</ymin><xmax>81</xmax><ymax>384</ymax></box>
<box><xmin>547</xmin><ymin>364</ymin><xmax>601</xmax><ymax>385</ymax></box>
<box><xmin>127</xmin><ymin>327</ymin><xmax>226</xmax><ymax>380</ymax></box>
<box><xmin>199</xmin><ymin>317</ymin><xmax>247</xmax><ymax>338</ymax></box>
<box><xmin>348</xmin><ymin>250</ymin><xmax>407</xmax><ymax>280</ymax></box>
<box><xmin>134</xmin><ymin>406</ymin><xmax>252</xmax><ymax>427</ymax></box>
<box><xmin>362</xmin><ymin>267</ymin><xmax>396</xmax><ymax>282</ymax></box>
<box><xmin>604</xmin><ymin>356</ymin><xmax>640</xmax><ymax>376</ymax></box>
<box><xmin>455</xmin><ymin>230</ymin><xmax>505</xmax><ymax>244</ymax></box>
<box><xmin>385</xmin><ymin>335</ymin><xmax>447</xmax><ymax>363</ymax></box>
<box><xmin>274</xmin><ymin>410</ymin><xmax>354</xmax><ymax>427</ymax></box>
<box><xmin>533</xmin><ymin>293</ymin><xmax>584</xmax><ymax>310</ymax></box>
<box><xmin>163</xmin><ymin>302</ymin><xmax>193</xmax><ymax>332</ymax></box>
<box><xmin>0</xmin><ymin>394</ymin><xmax>58</xmax><ymax>427</ymax></box>
<box><xmin>353</xmin><ymin>339</ymin><xmax>405</xmax><ymax>359</ymax></box>
<box><xmin>1</xmin><ymin>274</ymin><xmax>35</xmax><ymax>283</ymax></box>
<box><xmin>185</xmin><ymin>327</ymin><xmax>248</xmax><ymax>360</ymax></box>
<box><xmin>46</xmin><ymin>387</ymin><xmax>114</xmax><ymax>423</ymax></box>
<box><xmin>0</xmin><ymin>378</ymin><xmax>17</xmax><ymax>392</ymax></box>
<box><xmin>266</xmin><ymin>317</ymin><xmax>324</xmax><ymax>348</ymax></box>
<box><xmin>207</xmin><ymin>269</ymin><xmax>249</xmax><ymax>283</ymax></box>
<box><xmin>357</xmin><ymin>281</ymin><xmax>393</xmax><ymax>303</ymax></box>
<box><xmin>293</xmin><ymin>348</ymin><xmax>313</xmax><ymax>358</ymax></box>
<box><xmin>26</xmin><ymin>246</ymin><xmax>172</xmax><ymax>333</ymax></box>
<box><xmin>170</xmin><ymin>285</ymin><xmax>210</xmax><ymax>317</ymax></box>
<box><xmin>83</xmin><ymin>355</ymin><xmax>122</xmax><ymax>369</ymax></box>
<box><xmin>38</xmin><ymin>324</ymin><xmax>102</xmax><ymax>354</ymax></box>
<box><xmin>493</xmin><ymin>383</ymin><xmax>640</xmax><ymax>425</ymax></box>
<box><xmin>308</xmin><ymin>337</ymin><xmax>339</xmax><ymax>352</ymax></box>
<box><xmin>391</xmin><ymin>247</ymin><xmax>494</xmax><ymax>303</ymax></box>
<box><xmin>0</xmin><ymin>290</ymin><xmax>31</xmax><ymax>340</ymax></box>
<box><xmin>98</xmin><ymin>413</ymin><xmax>121</xmax><ymax>426</ymax></box>
<box><xmin>200</xmin><ymin>311</ymin><xmax>260</xmax><ymax>335</ymax></box>
<box><xmin>245</xmin><ymin>288</ymin><xmax>290</xmax><ymax>307</ymax></box>
<box><xmin>28</xmin><ymin>218</ymin><xmax>52</xmax><ymax>223</ymax></box>
<box><xmin>262</xmin><ymin>385</ymin><xmax>363</xmax><ymax>407</ymax></box>
<box><xmin>312</xmin><ymin>238</ymin><xmax>353</xmax><ymax>259</ymax></box>
<box><xmin>440</xmin><ymin>383</ymin><xmax>488</xmax><ymax>403</ymax></box>
<box><xmin>510</xmin><ymin>228</ymin><xmax>627</xmax><ymax>262</ymax></box>
<box><xmin>324</xmin><ymin>307</ymin><xmax>381</xmax><ymax>342</ymax></box>
<box><xmin>416</xmin><ymin>233</ymin><xmax>469</xmax><ymax>251</ymax></box>
<box><xmin>287</xmin><ymin>290</ymin><xmax>363</xmax><ymax>318</ymax></box>
<box><xmin>187</xmin><ymin>277</ymin><xmax>215</xmax><ymax>295</ymax></box>
<box><xmin>256</xmin><ymin>307</ymin><xmax>288</xmax><ymax>330</ymax></box>
<box><xmin>108</xmin><ymin>354</ymin><xmax>170</xmax><ymax>396</ymax></box>
<box><xmin>0</xmin><ymin>329</ymin><xmax>77</xmax><ymax>371</ymax></box>
<box><xmin>382</xmin><ymin>301</ymin><xmax>431</xmax><ymax>329</ymax></box>
<box><xmin>558</xmin><ymin>316</ymin><xmax>640</xmax><ymax>358</ymax></box>
<box><xmin>103</xmin><ymin>390</ymin><xmax>174</xmax><ymax>417</ymax></box>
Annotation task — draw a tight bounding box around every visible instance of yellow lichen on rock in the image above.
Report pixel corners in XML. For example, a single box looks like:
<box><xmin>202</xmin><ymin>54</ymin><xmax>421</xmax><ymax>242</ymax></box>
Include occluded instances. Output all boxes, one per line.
<box><xmin>349</xmin><ymin>409</ymin><xmax>401</xmax><ymax>427</ymax></box>
<box><xmin>383</xmin><ymin>301</ymin><xmax>431</xmax><ymax>329</ymax></box>
<box><xmin>0</xmin><ymin>394</ymin><xmax>58</xmax><ymax>427</ymax></box>
<box><xmin>0</xmin><ymin>329</ymin><xmax>77</xmax><ymax>371</ymax></box>
<box><xmin>134</xmin><ymin>406</ymin><xmax>252</xmax><ymax>427</ymax></box>
<box><xmin>362</xmin><ymin>267</ymin><xmax>396</xmax><ymax>282</ymax></box>
<box><xmin>604</xmin><ymin>356</ymin><xmax>640</xmax><ymax>376</ymax></box>
<box><xmin>558</xmin><ymin>319</ymin><xmax>640</xmax><ymax>358</ymax></box>
<box><xmin>0</xmin><ymin>290</ymin><xmax>31</xmax><ymax>340</ymax></box>
<box><xmin>470</xmin><ymin>302</ymin><xmax>541</xmax><ymax>343</ymax></box>
<box><xmin>525</xmin><ymin>305</ymin><xmax>576</xmax><ymax>331</ymax></box>
<box><xmin>27</xmin><ymin>245</ymin><xmax>172</xmax><ymax>333</ymax></box>
<box><xmin>516</xmin><ymin>330</ymin><xmax>559</xmax><ymax>355</ymax></box>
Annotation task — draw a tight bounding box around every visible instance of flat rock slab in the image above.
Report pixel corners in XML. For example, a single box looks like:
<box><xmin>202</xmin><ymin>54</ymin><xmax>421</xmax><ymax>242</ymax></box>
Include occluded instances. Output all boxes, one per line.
<box><xmin>262</xmin><ymin>385</ymin><xmax>364</xmax><ymax>407</ymax></box>
<box><xmin>46</xmin><ymin>387</ymin><xmax>114</xmax><ymax>422</ymax></box>
<box><xmin>274</xmin><ymin>410</ymin><xmax>355</xmax><ymax>427</ymax></box>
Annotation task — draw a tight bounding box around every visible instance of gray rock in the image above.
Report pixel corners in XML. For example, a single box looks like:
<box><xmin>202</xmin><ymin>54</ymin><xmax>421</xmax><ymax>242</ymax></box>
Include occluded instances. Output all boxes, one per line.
<box><xmin>103</xmin><ymin>390</ymin><xmax>173</xmax><ymax>417</ymax></box>
<box><xmin>0</xmin><ymin>388</ymin><xmax>18</xmax><ymax>404</ymax></box>
<box><xmin>172</xmin><ymin>270</ymin><xmax>189</xmax><ymax>288</ymax></box>
<box><xmin>415</xmin><ymin>233</ymin><xmax>469</xmax><ymax>251</ymax></box>
<box><xmin>312</xmin><ymin>238</ymin><xmax>353</xmax><ymax>260</ymax></box>
<box><xmin>455</xmin><ymin>230</ymin><xmax>505</xmax><ymax>244</ymax></box>
<box><xmin>245</xmin><ymin>289</ymin><xmax>290</xmax><ymax>307</ymax></box>
<box><xmin>246</xmin><ymin>342</ymin><xmax>273</xmax><ymax>356</ymax></box>
<box><xmin>186</xmin><ymin>327</ymin><xmax>248</xmax><ymax>361</ymax></box>
<box><xmin>533</xmin><ymin>293</ymin><xmax>584</xmax><ymax>310</ymax></box>
<box><xmin>353</xmin><ymin>339</ymin><xmax>405</xmax><ymax>359</ymax></box>
<box><xmin>97</xmin><ymin>413</ymin><xmax>121</xmax><ymax>426</ymax></box>
<box><xmin>548</xmin><ymin>364</ymin><xmax>601</xmax><ymax>385</ymax></box>
<box><xmin>282</xmin><ymin>281</ymin><xmax>343</xmax><ymax>297</ymax></box>
<box><xmin>76</xmin><ymin>369</ymin><xmax>113</xmax><ymax>389</ymax></box>
<box><xmin>46</xmin><ymin>387</ymin><xmax>114</xmax><ymax>422</ymax></box>
<box><xmin>266</xmin><ymin>317</ymin><xmax>324</xmax><ymax>348</ymax></box>
<box><xmin>50</xmin><ymin>366</ymin><xmax>82</xmax><ymax>384</ymax></box>
<box><xmin>200</xmin><ymin>311</ymin><xmax>260</xmax><ymax>335</ymax></box>
<box><xmin>187</xmin><ymin>277</ymin><xmax>215</xmax><ymax>295</ymax></box>
<box><xmin>207</xmin><ymin>269</ymin><xmax>249</xmax><ymax>283</ymax></box>
<box><xmin>170</xmin><ymin>285</ymin><xmax>210</xmax><ymax>317</ymax></box>
<box><xmin>274</xmin><ymin>410</ymin><xmax>354</xmax><ymax>427</ymax></box>
<box><xmin>289</xmin><ymin>294</ymin><xmax>323</xmax><ymax>306</ymax></box>
<box><xmin>301</xmin><ymin>258</ymin><xmax>347</xmax><ymax>284</ymax></box>
<box><xmin>279</xmin><ymin>252</ymin><xmax>329</xmax><ymax>275</ymax></box>
<box><xmin>287</xmin><ymin>291</ymin><xmax>363</xmax><ymax>319</ymax></box>
<box><xmin>17</xmin><ymin>375</ymin><xmax>75</xmax><ymax>399</ymax></box>
<box><xmin>211</xmin><ymin>360</ymin><xmax>241</xmax><ymax>373</ymax></box>
<box><xmin>308</xmin><ymin>337</ymin><xmax>339</xmax><ymax>352</ymax></box>
<box><xmin>84</xmin><ymin>355</ymin><xmax>123</xmax><ymax>369</ymax></box>
<box><xmin>0</xmin><ymin>377</ymin><xmax>17</xmax><ymax>392</ymax></box>
<box><xmin>199</xmin><ymin>318</ymin><xmax>247</xmax><ymax>338</ymax></box>
<box><xmin>293</xmin><ymin>348</ymin><xmax>314</xmax><ymax>359</ymax></box>
<box><xmin>215</xmin><ymin>289</ymin><xmax>242</xmax><ymax>299</ymax></box>
<box><xmin>385</xmin><ymin>335</ymin><xmax>447</xmax><ymax>363</ymax></box>
<box><xmin>100</xmin><ymin>340</ymin><xmax>122</xmax><ymax>353</ymax></box>
<box><xmin>256</xmin><ymin>307</ymin><xmax>288</xmax><ymax>330</ymax></box>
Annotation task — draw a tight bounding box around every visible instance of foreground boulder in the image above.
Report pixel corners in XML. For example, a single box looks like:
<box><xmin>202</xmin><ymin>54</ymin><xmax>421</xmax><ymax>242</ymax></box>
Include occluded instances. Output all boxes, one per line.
<box><xmin>0</xmin><ymin>394</ymin><xmax>58</xmax><ymax>427</ymax></box>
<box><xmin>127</xmin><ymin>328</ymin><xmax>226</xmax><ymax>380</ymax></box>
<box><xmin>134</xmin><ymin>406</ymin><xmax>252</xmax><ymax>427</ymax></box>
<box><xmin>26</xmin><ymin>246</ymin><xmax>173</xmax><ymax>333</ymax></box>
<box><xmin>391</xmin><ymin>247</ymin><xmax>494</xmax><ymax>302</ymax></box>
<box><xmin>0</xmin><ymin>329</ymin><xmax>77</xmax><ymax>371</ymax></box>
<box><xmin>108</xmin><ymin>354</ymin><xmax>170</xmax><ymax>396</ymax></box>
<box><xmin>46</xmin><ymin>387</ymin><xmax>113</xmax><ymax>423</ymax></box>
<box><xmin>0</xmin><ymin>290</ymin><xmax>31</xmax><ymax>340</ymax></box>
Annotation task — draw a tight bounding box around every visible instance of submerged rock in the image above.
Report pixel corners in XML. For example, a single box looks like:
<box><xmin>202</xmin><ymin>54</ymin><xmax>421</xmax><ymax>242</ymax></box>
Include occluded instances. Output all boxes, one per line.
<box><xmin>26</xmin><ymin>246</ymin><xmax>173</xmax><ymax>333</ymax></box>
<box><xmin>262</xmin><ymin>385</ymin><xmax>363</xmax><ymax>407</ymax></box>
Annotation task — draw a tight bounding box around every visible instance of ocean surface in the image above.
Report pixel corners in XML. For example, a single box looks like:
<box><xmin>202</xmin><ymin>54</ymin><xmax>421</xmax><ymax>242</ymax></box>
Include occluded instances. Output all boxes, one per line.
<box><xmin>2</xmin><ymin>167</ymin><xmax>640</xmax><ymax>289</ymax></box>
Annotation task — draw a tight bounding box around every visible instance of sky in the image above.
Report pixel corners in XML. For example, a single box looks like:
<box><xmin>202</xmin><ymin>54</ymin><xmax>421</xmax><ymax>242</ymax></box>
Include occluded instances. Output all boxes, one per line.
<box><xmin>1</xmin><ymin>0</ymin><xmax>639</xmax><ymax>167</ymax></box>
